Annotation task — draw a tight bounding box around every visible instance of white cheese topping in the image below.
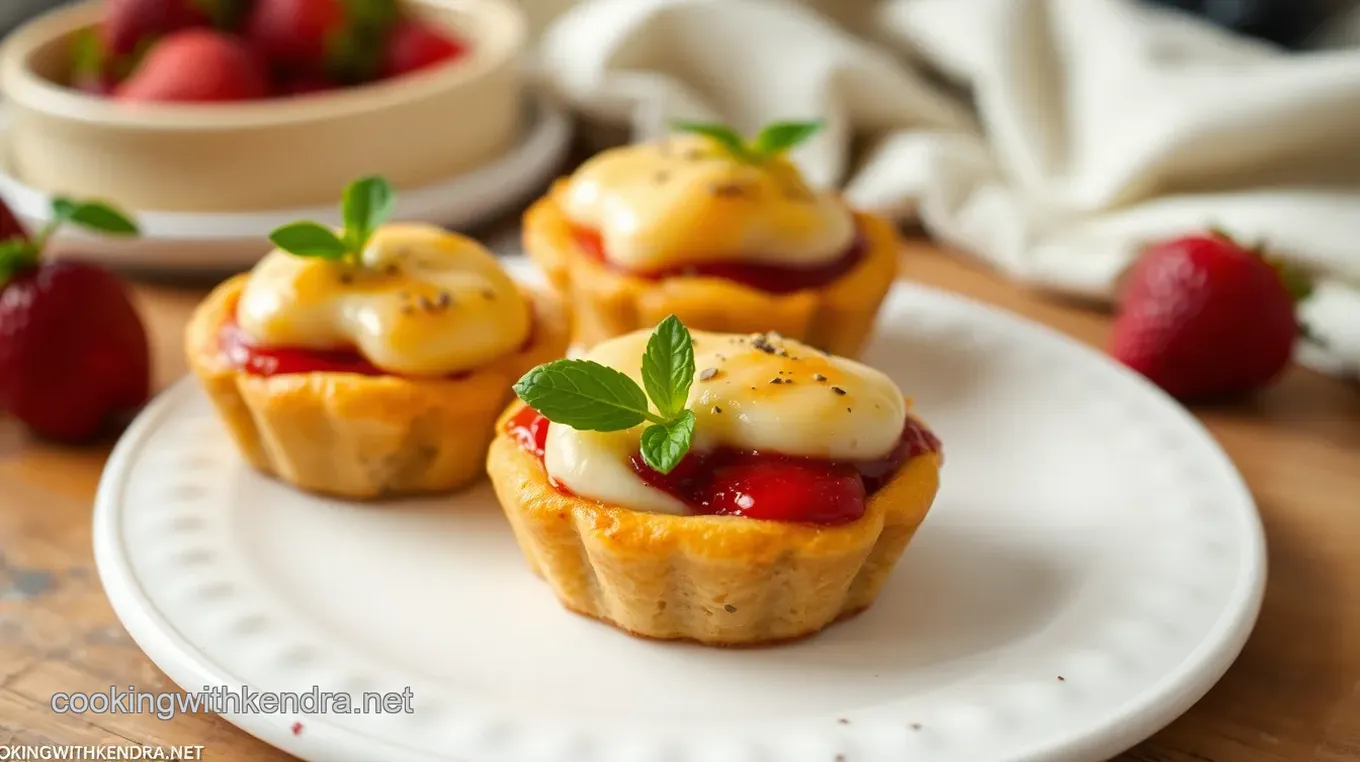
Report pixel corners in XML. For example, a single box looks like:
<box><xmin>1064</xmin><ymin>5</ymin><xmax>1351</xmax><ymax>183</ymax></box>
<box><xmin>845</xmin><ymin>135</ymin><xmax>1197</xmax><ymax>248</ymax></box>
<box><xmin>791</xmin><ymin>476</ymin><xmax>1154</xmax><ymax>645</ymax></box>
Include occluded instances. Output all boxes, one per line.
<box><xmin>543</xmin><ymin>329</ymin><xmax>907</xmax><ymax>514</ymax></box>
<box><xmin>235</xmin><ymin>223</ymin><xmax>531</xmax><ymax>377</ymax></box>
<box><xmin>559</xmin><ymin>135</ymin><xmax>856</xmax><ymax>272</ymax></box>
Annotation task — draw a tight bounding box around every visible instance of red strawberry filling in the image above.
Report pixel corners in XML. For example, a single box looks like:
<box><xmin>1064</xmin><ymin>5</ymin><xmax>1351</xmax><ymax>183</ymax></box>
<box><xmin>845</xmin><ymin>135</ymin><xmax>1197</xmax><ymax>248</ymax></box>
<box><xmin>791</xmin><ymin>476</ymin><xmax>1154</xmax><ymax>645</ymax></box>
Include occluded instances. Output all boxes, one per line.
<box><xmin>505</xmin><ymin>406</ymin><xmax>941</xmax><ymax>526</ymax></box>
<box><xmin>217</xmin><ymin>317</ymin><xmax>532</xmax><ymax>378</ymax></box>
<box><xmin>507</xmin><ymin>404</ymin><xmax>551</xmax><ymax>458</ymax></box>
<box><xmin>571</xmin><ymin>226</ymin><xmax>866</xmax><ymax>295</ymax></box>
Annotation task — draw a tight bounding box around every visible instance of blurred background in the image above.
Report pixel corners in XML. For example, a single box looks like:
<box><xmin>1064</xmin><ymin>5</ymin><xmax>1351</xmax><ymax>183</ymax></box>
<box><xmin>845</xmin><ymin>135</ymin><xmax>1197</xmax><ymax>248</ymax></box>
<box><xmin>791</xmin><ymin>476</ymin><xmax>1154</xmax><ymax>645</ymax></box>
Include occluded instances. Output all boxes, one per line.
<box><xmin>0</xmin><ymin>0</ymin><xmax>1358</xmax><ymax>383</ymax></box>
<box><xmin>13</xmin><ymin>0</ymin><xmax>1359</xmax><ymax>50</ymax></box>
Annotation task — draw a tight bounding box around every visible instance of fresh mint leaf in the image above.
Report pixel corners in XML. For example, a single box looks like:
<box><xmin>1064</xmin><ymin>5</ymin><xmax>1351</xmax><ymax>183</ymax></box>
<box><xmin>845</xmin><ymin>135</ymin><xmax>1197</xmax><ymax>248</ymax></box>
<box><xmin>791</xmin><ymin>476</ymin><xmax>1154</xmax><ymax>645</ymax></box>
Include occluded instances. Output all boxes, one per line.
<box><xmin>341</xmin><ymin>175</ymin><xmax>395</xmax><ymax>252</ymax></box>
<box><xmin>50</xmin><ymin>197</ymin><xmax>77</xmax><ymax>226</ymax></box>
<box><xmin>515</xmin><ymin>317</ymin><xmax>703</xmax><ymax>472</ymax></box>
<box><xmin>63</xmin><ymin>201</ymin><xmax>138</xmax><ymax>235</ymax></box>
<box><xmin>640</xmin><ymin>410</ymin><xmax>696</xmax><ymax>475</ymax></box>
<box><xmin>750</xmin><ymin>120</ymin><xmax>824</xmax><ymax>157</ymax></box>
<box><xmin>513</xmin><ymin>359</ymin><xmax>660</xmax><ymax>431</ymax></box>
<box><xmin>37</xmin><ymin>197</ymin><xmax>136</xmax><ymax>254</ymax></box>
<box><xmin>641</xmin><ymin>314</ymin><xmax>695</xmax><ymax>420</ymax></box>
<box><xmin>269</xmin><ymin>222</ymin><xmax>350</xmax><ymax>260</ymax></box>
<box><xmin>670</xmin><ymin>121</ymin><xmax>751</xmax><ymax>162</ymax></box>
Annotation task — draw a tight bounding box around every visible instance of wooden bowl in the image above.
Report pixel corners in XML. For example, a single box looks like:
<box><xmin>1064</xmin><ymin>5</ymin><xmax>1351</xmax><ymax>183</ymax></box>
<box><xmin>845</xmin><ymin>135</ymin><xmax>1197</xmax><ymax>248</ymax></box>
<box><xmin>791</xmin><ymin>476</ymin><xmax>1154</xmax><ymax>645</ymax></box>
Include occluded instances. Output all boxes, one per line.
<box><xmin>0</xmin><ymin>0</ymin><xmax>526</xmax><ymax>212</ymax></box>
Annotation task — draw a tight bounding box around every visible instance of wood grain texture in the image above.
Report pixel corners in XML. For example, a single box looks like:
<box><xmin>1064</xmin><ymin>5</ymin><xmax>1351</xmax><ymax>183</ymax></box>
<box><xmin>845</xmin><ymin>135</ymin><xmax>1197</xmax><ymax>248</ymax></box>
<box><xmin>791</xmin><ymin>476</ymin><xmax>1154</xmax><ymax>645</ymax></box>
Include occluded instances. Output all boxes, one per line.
<box><xmin>2</xmin><ymin>238</ymin><xmax>1358</xmax><ymax>761</ymax></box>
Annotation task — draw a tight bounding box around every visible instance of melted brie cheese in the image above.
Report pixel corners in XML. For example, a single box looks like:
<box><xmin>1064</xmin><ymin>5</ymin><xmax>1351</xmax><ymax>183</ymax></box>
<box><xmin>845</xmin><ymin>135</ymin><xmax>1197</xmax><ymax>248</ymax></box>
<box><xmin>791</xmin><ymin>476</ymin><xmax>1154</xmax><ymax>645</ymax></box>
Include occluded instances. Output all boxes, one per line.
<box><xmin>235</xmin><ymin>223</ymin><xmax>530</xmax><ymax>377</ymax></box>
<box><xmin>543</xmin><ymin>330</ymin><xmax>907</xmax><ymax>514</ymax></box>
<box><xmin>559</xmin><ymin>135</ymin><xmax>856</xmax><ymax>271</ymax></box>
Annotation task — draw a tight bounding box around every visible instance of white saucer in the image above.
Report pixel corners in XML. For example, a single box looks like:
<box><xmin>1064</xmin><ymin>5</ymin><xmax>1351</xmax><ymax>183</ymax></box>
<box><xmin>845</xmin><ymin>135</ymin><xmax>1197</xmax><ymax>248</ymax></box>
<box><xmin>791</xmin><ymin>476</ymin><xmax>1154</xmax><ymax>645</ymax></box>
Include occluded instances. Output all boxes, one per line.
<box><xmin>93</xmin><ymin>259</ymin><xmax>1265</xmax><ymax>762</ymax></box>
<box><xmin>0</xmin><ymin>96</ymin><xmax>572</xmax><ymax>274</ymax></box>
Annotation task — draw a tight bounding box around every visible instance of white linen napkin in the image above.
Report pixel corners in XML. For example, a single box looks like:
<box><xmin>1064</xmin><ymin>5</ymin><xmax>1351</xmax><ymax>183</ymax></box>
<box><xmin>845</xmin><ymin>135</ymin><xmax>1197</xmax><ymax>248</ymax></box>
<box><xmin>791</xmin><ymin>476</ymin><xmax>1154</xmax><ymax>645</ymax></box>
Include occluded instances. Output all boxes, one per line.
<box><xmin>528</xmin><ymin>0</ymin><xmax>1360</xmax><ymax>380</ymax></box>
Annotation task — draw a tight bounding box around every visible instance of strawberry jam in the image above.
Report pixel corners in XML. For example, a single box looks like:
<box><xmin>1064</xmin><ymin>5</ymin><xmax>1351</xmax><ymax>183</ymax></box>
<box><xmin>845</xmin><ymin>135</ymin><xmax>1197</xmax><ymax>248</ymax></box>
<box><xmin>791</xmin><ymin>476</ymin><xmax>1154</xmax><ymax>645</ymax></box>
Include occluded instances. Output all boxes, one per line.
<box><xmin>506</xmin><ymin>405</ymin><xmax>551</xmax><ymax>459</ymax></box>
<box><xmin>506</xmin><ymin>409</ymin><xmax>941</xmax><ymax>526</ymax></box>
<box><xmin>219</xmin><ymin>319</ymin><xmax>394</xmax><ymax>377</ymax></box>
<box><xmin>571</xmin><ymin>226</ymin><xmax>866</xmax><ymax>295</ymax></box>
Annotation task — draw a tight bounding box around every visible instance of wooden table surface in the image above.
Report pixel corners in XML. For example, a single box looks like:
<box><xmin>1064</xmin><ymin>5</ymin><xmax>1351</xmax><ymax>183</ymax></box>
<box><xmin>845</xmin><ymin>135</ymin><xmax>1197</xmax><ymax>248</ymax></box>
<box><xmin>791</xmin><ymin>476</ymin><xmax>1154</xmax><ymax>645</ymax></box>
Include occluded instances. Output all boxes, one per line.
<box><xmin>1</xmin><ymin>236</ymin><xmax>1359</xmax><ymax>761</ymax></box>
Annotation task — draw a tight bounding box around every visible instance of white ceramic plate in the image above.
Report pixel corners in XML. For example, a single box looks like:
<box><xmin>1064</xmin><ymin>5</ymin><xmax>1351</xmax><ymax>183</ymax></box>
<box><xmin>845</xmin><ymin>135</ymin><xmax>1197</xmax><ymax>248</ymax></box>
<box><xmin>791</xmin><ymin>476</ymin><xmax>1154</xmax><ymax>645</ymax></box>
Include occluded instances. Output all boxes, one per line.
<box><xmin>0</xmin><ymin>96</ymin><xmax>571</xmax><ymax>274</ymax></box>
<box><xmin>93</xmin><ymin>259</ymin><xmax>1265</xmax><ymax>762</ymax></box>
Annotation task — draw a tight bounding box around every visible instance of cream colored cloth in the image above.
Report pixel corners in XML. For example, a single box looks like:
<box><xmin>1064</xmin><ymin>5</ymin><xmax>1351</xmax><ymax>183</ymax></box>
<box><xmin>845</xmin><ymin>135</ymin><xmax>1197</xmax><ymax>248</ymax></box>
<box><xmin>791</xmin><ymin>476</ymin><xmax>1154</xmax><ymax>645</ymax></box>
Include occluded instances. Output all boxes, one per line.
<box><xmin>526</xmin><ymin>0</ymin><xmax>1360</xmax><ymax>380</ymax></box>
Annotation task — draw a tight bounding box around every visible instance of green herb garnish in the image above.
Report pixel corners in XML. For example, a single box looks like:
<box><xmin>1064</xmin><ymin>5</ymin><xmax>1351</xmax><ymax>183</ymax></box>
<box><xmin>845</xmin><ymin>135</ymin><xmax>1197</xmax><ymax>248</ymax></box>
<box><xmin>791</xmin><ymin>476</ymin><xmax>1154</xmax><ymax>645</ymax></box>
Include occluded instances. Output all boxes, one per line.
<box><xmin>0</xmin><ymin>196</ymin><xmax>138</xmax><ymax>288</ymax></box>
<box><xmin>513</xmin><ymin>314</ymin><xmax>699</xmax><ymax>474</ymax></box>
<box><xmin>268</xmin><ymin>176</ymin><xmax>395</xmax><ymax>267</ymax></box>
<box><xmin>670</xmin><ymin>119</ymin><xmax>825</xmax><ymax>164</ymax></box>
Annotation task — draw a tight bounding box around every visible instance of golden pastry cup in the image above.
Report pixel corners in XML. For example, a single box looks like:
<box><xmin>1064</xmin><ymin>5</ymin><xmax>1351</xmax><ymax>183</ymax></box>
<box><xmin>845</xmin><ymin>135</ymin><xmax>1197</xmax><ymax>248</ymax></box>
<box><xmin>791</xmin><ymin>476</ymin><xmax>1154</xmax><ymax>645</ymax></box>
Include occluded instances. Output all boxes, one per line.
<box><xmin>486</xmin><ymin>400</ymin><xmax>942</xmax><ymax>646</ymax></box>
<box><xmin>522</xmin><ymin>181</ymin><xmax>901</xmax><ymax>356</ymax></box>
<box><xmin>186</xmin><ymin>275</ymin><xmax>569</xmax><ymax>499</ymax></box>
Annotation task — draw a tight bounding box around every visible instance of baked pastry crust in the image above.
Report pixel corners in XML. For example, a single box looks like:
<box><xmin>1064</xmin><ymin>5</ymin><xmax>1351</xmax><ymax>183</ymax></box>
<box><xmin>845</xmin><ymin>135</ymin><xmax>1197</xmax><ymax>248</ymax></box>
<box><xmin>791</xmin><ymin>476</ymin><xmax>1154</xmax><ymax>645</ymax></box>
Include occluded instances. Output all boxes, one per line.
<box><xmin>186</xmin><ymin>275</ymin><xmax>569</xmax><ymax>499</ymax></box>
<box><xmin>486</xmin><ymin>400</ymin><xmax>941</xmax><ymax>645</ymax></box>
<box><xmin>522</xmin><ymin>181</ymin><xmax>901</xmax><ymax>355</ymax></box>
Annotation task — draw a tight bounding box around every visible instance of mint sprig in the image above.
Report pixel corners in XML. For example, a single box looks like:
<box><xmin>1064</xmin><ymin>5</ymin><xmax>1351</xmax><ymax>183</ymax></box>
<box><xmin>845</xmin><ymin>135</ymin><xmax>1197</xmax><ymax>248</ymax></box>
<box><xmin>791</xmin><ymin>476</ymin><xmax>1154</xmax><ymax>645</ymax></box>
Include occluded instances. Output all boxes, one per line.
<box><xmin>513</xmin><ymin>314</ymin><xmax>699</xmax><ymax>474</ymax></box>
<box><xmin>0</xmin><ymin>196</ymin><xmax>139</xmax><ymax>288</ymax></box>
<box><xmin>671</xmin><ymin>119</ymin><xmax>825</xmax><ymax>164</ymax></box>
<box><xmin>641</xmin><ymin>314</ymin><xmax>696</xmax><ymax>419</ymax></box>
<box><xmin>269</xmin><ymin>176</ymin><xmax>395</xmax><ymax>267</ymax></box>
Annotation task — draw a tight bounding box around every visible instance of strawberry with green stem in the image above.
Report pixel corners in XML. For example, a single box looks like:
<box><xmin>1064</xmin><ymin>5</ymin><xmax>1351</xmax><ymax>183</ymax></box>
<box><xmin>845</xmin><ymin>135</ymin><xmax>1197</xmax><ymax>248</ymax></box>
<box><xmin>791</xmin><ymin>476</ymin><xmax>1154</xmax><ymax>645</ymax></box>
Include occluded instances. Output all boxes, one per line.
<box><xmin>0</xmin><ymin>196</ymin><xmax>147</xmax><ymax>442</ymax></box>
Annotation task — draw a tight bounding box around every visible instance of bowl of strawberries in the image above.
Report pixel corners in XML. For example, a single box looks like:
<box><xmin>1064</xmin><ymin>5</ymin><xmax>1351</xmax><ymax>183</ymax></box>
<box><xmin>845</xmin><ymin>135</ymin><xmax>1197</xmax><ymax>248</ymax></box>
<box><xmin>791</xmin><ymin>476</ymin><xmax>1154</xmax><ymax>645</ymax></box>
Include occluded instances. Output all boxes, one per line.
<box><xmin>0</xmin><ymin>0</ymin><xmax>526</xmax><ymax>214</ymax></box>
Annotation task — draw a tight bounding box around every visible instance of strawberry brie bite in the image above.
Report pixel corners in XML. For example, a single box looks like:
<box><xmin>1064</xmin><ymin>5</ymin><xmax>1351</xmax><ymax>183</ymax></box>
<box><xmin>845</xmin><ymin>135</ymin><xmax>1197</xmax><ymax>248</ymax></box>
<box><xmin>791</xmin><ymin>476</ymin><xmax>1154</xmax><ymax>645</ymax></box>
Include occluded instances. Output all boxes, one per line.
<box><xmin>186</xmin><ymin>176</ymin><xmax>568</xmax><ymax>499</ymax></box>
<box><xmin>487</xmin><ymin>316</ymin><xmax>942</xmax><ymax>645</ymax></box>
<box><xmin>522</xmin><ymin>121</ymin><xmax>901</xmax><ymax>356</ymax></box>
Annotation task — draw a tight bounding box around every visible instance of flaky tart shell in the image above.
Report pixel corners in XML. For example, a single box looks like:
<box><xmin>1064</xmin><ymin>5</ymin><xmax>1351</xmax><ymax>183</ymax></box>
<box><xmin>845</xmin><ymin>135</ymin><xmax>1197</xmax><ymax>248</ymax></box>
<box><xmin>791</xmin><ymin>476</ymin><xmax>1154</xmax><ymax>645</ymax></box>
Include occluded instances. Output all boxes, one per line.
<box><xmin>522</xmin><ymin>181</ymin><xmax>901</xmax><ymax>356</ymax></box>
<box><xmin>185</xmin><ymin>275</ymin><xmax>570</xmax><ymax>499</ymax></box>
<box><xmin>486</xmin><ymin>400</ymin><xmax>942</xmax><ymax>645</ymax></box>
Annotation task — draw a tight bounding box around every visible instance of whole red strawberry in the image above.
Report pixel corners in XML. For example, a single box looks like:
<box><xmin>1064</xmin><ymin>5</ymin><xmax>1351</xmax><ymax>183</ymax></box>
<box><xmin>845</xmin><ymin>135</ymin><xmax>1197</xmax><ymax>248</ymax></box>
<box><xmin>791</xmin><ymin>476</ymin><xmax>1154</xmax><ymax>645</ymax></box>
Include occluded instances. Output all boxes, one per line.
<box><xmin>245</xmin><ymin>0</ymin><xmax>396</xmax><ymax>83</ymax></box>
<box><xmin>114</xmin><ymin>29</ymin><xmax>270</xmax><ymax>102</ymax></box>
<box><xmin>1110</xmin><ymin>230</ymin><xmax>1311</xmax><ymax>400</ymax></box>
<box><xmin>0</xmin><ymin>196</ymin><xmax>149</xmax><ymax>442</ymax></box>
<box><xmin>379</xmin><ymin>19</ymin><xmax>466</xmax><ymax>79</ymax></box>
